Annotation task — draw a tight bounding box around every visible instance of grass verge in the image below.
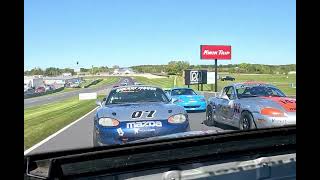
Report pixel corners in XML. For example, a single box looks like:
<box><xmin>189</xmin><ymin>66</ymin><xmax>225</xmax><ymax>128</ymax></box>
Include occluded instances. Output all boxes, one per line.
<box><xmin>24</xmin><ymin>95</ymin><xmax>105</xmax><ymax>150</ymax></box>
<box><xmin>89</xmin><ymin>77</ymin><xmax>120</xmax><ymax>88</ymax></box>
<box><xmin>132</xmin><ymin>74</ymin><xmax>296</xmax><ymax>96</ymax></box>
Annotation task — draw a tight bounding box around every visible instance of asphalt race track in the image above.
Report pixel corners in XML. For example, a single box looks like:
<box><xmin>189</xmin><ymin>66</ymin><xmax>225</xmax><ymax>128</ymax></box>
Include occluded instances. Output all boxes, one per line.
<box><xmin>25</xmin><ymin>77</ymin><xmax>235</xmax><ymax>155</ymax></box>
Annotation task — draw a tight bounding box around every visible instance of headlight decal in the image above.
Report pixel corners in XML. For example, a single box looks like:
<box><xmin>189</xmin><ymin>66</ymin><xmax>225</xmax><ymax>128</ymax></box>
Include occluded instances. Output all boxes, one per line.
<box><xmin>98</xmin><ymin>118</ymin><xmax>120</xmax><ymax>127</ymax></box>
<box><xmin>168</xmin><ymin>114</ymin><xmax>187</xmax><ymax>124</ymax></box>
<box><xmin>260</xmin><ymin>107</ymin><xmax>285</xmax><ymax>117</ymax></box>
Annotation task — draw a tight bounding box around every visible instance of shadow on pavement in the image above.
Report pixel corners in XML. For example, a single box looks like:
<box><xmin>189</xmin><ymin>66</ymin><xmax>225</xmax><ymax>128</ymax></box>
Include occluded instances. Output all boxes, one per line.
<box><xmin>201</xmin><ymin>119</ymin><xmax>238</xmax><ymax>131</ymax></box>
<box><xmin>186</xmin><ymin>110</ymin><xmax>206</xmax><ymax>113</ymax></box>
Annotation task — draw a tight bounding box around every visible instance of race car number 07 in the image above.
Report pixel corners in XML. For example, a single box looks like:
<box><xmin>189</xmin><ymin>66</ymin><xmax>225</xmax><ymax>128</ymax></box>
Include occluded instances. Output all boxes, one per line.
<box><xmin>132</xmin><ymin>110</ymin><xmax>156</xmax><ymax>118</ymax></box>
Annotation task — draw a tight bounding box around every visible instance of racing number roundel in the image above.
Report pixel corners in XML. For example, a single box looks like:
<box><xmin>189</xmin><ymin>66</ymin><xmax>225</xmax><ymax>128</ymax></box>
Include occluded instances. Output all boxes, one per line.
<box><xmin>131</xmin><ymin>111</ymin><xmax>156</xmax><ymax>118</ymax></box>
<box><xmin>132</xmin><ymin>111</ymin><xmax>143</xmax><ymax>118</ymax></box>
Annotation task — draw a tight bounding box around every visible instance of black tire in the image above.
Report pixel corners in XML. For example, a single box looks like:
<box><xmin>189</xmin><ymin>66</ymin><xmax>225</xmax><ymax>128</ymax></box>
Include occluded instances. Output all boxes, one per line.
<box><xmin>205</xmin><ymin>106</ymin><xmax>216</xmax><ymax>126</ymax></box>
<box><xmin>93</xmin><ymin>129</ymin><xmax>99</xmax><ymax>147</ymax></box>
<box><xmin>239</xmin><ymin>111</ymin><xmax>254</xmax><ymax>130</ymax></box>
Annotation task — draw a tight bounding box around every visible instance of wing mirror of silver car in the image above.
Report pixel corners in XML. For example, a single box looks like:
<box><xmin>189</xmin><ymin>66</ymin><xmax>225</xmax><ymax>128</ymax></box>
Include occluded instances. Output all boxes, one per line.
<box><xmin>221</xmin><ymin>94</ymin><xmax>230</xmax><ymax>101</ymax></box>
<box><xmin>96</xmin><ymin>100</ymin><xmax>102</xmax><ymax>107</ymax></box>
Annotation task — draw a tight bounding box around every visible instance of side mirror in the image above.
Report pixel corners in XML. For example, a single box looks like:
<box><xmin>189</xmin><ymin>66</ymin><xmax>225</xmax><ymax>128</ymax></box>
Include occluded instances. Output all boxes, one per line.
<box><xmin>103</xmin><ymin>97</ymin><xmax>106</xmax><ymax>102</ymax></box>
<box><xmin>96</xmin><ymin>100</ymin><xmax>102</xmax><ymax>107</ymax></box>
<box><xmin>221</xmin><ymin>94</ymin><xmax>230</xmax><ymax>101</ymax></box>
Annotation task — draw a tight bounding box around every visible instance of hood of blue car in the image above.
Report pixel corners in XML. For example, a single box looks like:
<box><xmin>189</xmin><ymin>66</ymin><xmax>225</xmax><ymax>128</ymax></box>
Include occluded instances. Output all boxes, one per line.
<box><xmin>172</xmin><ymin>95</ymin><xmax>205</xmax><ymax>102</ymax></box>
<box><xmin>97</xmin><ymin>102</ymin><xmax>186</xmax><ymax>121</ymax></box>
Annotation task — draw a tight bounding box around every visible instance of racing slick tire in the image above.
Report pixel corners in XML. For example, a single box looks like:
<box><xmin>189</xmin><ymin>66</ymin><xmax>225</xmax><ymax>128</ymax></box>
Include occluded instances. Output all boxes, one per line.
<box><xmin>205</xmin><ymin>106</ymin><xmax>216</xmax><ymax>126</ymax></box>
<box><xmin>239</xmin><ymin>111</ymin><xmax>254</xmax><ymax>130</ymax></box>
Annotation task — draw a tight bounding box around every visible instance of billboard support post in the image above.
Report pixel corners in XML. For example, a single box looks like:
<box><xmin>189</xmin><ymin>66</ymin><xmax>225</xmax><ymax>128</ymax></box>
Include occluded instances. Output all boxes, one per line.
<box><xmin>215</xmin><ymin>59</ymin><xmax>218</xmax><ymax>92</ymax></box>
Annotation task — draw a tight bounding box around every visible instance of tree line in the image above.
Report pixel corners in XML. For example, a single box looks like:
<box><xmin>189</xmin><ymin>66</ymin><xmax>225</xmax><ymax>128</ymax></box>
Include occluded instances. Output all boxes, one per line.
<box><xmin>25</xmin><ymin>62</ymin><xmax>296</xmax><ymax>76</ymax></box>
<box><xmin>24</xmin><ymin>66</ymin><xmax>110</xmax><ymax>76</ymax></box>
<box><xmin>131</xmin><ymin>61</ymin><xmax>190</xmax><ymax>76</ymax></box>
<box><xmin>24</xmin><ymin>67</ymin><xmax>76</xmax><ymax>76</ymax></box>
<box><xmin>131</xmin><ymin>61</ymin><xmax>296</xmax><ymax>75</ymax></box>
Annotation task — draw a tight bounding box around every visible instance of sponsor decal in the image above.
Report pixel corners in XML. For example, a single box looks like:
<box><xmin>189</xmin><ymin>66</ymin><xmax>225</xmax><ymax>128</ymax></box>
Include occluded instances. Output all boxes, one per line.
<box><xmin>133</xmin><ymin>128</ymin><xmax>155</xmax><ymax>135</ymax></box>
<box><xmin>116</xmin><ymin>86</ymin><xmax>156</xmax><ymax>92</ymax></box>
<box><xmin>234</xmin><ymin>103</ymin><xmax>241</xmax><ymax>113</ymax></box>
<box><xmin>133</xmin><ymin>128</ymin><xmax>139</xmax><ymax>134</ymax></box>
<box><xmin>257</xmin><ymin>119</ymin><xmax>267</xmax><ymax>123</ymax></box>
<box><xmin>127</xmin><ymin>121</ymin><xmax>162</xmax><ymax>129</ymax></box>
<box><xmin>117</xmin><ymin>128</ymin><xmax>124</xmax><ymax>136</ymax></box>
<box><xmin>264</xmin><ymin>97</ymin><xmax>296</xmax><ymax>112</ymax></box>
<box><xmin>280</xmin><ymin>99</ymin><xmax>296</xmax><ymax>104</ymax></box>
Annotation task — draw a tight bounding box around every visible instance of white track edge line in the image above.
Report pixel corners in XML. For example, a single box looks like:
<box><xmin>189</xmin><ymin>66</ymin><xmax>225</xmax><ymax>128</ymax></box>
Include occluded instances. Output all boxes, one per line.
<box><xmin>24</xmin><ymin>106</ymin><xmax>98</xmax><ymax>155</ymax></box>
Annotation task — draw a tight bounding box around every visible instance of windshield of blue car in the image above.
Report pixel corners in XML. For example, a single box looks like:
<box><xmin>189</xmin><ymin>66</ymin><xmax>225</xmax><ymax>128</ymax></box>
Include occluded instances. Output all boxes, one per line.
<box><xmin>106</xmin><ymin>87</ymin><xmax>169</xmax><ymax>104</ymax></box>
<box><xmin>236</xmin><ymin>85</ymin><xmax>286</xmax><ymax>98</ymax></box>
<box><xmin>171</xmin><ymin>89</ymin><xmax>197</xmax><ymax>96</ymax></box>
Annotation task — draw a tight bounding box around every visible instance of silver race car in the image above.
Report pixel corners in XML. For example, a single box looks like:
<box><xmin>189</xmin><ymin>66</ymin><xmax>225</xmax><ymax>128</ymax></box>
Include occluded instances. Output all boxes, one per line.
<box><xmin>206</xmin><ymin>82</ymin><xmax>296</xmax><ymax>130</ymax></box>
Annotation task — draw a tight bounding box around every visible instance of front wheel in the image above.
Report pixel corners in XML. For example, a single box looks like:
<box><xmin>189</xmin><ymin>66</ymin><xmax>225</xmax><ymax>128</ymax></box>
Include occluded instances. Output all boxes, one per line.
<box><xmin>205</xmin><ymin>106</ymin><xmax>216</xmax><ymax>126</ymax></box>
<box><xmin>93</xmin><ymin>129</ymin><xmax>99</xmax><ymax>147</ymax></box>
<box><xmin>239</xmin><ymin>111</ymin><xmax>254</xmax><ymax>130</ymax></box>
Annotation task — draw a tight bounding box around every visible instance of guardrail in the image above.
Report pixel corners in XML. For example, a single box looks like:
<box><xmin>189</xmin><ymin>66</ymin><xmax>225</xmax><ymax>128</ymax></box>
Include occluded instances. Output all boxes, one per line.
<box><xmin>24</xmin><ymin>87</ymin><xmax>65</xmax><ymax>99</ymax></box>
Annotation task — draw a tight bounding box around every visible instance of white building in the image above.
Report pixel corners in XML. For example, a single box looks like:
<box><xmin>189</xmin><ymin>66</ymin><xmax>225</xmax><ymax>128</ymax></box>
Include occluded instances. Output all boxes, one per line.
<box><xmin>124</xmin><ymin>69</ymin><xmax>132</xmax><ymax>74</ymax></box>
<box><xmin>113</xmin><ymin>69</ymin><xmax>120</xmax><ymax>75</ymax></box>
<box><xmin>43</xmin><ymin>76</ymin><xmax>82</xmax><ymax>88</ymax></box>
<box><xmin>288</xmin><ymin>71</ymin><xmax>296</xmax><ymax>75</ymax></box>
<box><xmin>24</xmin><ymin>76</ymin><xmax>45</xmax><ymax>88</ymax></box>
<box><xmin>62</xmin><ymin>73</ymin><xmax>72</xmax><ymax>77</ymax></box>
<box><xmin>112</xmin><ymin>68</ymin><xmax>134</xmax><ymax>75</ymax></box>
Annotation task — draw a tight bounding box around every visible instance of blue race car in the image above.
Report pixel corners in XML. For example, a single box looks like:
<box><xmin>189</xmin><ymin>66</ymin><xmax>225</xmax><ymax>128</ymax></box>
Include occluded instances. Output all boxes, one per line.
<box><xmin>93</xmin><ymin>85</ymin><xmax>190</xmax><ymax>146</ymax></box>
<box><xmin>167</xmin><ymin>87</ymin><xmax>207</xmax><ymax>112</ymax></box>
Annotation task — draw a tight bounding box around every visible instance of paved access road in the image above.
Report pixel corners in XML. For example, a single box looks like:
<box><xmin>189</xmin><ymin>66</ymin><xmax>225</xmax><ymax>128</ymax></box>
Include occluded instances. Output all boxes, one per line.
<box><xmin>25</xmin><ymin>79</ymin><xmax>234</xmax><ymax>155</ymax></box>
<box><xmin>24</xmin><ymin>77</ymin><xmax>129</xmax><ymax>108</ymax></box>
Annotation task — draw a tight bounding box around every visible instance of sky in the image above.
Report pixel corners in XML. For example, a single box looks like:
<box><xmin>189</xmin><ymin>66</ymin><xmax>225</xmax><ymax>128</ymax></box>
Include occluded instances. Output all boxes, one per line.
<box><xmin>24</xmin><ymin>0</ymin><xmax>296</xmax><ymax>70</ymax></box>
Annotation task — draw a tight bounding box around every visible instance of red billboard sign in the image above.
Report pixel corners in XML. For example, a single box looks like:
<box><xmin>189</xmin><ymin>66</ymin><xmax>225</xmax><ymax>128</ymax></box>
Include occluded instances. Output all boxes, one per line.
<box><xmin>200</xmin><ymin>45</ymin><xmax>231</xmax><ymax>60</ymax></box>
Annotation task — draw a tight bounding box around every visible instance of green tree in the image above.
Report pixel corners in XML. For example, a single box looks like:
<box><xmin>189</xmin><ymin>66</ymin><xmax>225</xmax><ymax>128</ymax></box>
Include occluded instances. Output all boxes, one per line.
<box><xmin>112</xmin><ymin>65</ymin><xmax>120</xmax><ymax>69</ymax></box>
<box><xmin>44</xmin><ymin>67</ymin><xmax>61</xmax><ymax>76</ymax></box>
<box><xmin>28</xmin><ymin>67</ymin><xmax>44</xmax><ymax>75</ymax></box>
<box><xmin>165</xmin><ymin>61</ymin><xmax>190</xmax><ymax>75</ymax></box>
